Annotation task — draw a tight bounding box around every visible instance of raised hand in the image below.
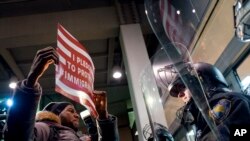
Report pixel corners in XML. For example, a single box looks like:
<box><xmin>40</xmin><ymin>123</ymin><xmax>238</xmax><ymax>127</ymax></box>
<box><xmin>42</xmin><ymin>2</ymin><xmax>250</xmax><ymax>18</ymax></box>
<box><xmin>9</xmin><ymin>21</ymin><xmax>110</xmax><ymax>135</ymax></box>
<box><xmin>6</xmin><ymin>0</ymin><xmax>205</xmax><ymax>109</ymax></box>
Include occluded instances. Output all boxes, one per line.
<box><xmin>93</xmin><ymin>90</ymin><xmax>108</xmax><ymax>120</ymax></box>
<box><xmin>26</xmin><ymin>46</ymin><xmax>58</xmax><ymax>87</ymax></box>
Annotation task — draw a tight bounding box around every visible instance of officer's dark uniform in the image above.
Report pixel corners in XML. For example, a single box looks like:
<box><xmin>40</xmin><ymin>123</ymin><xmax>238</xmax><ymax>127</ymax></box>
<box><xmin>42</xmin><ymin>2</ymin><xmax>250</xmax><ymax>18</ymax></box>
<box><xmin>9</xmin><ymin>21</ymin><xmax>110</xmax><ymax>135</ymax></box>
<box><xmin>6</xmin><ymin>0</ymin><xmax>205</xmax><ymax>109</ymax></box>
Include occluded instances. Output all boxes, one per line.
<box><xmin>168</xmin><ymin>62</ymin><xmax>250</xmax><ymax>141</ymax></box>
<box><xmin>181</xmin><ymin>88</ymin><xmax>250</xmax><ymax>141</ymax></box>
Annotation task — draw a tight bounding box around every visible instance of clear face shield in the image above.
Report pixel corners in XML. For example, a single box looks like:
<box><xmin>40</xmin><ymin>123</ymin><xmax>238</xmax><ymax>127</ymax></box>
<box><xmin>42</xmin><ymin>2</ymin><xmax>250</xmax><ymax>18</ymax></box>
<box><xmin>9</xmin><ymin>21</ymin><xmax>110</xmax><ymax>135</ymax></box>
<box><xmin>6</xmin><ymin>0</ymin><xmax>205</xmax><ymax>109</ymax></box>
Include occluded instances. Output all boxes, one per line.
<box><xmin>140</xmin><ymin>0</ymin><xmax>223</xmax><ymax>140</ymax></box>
<box><xmin>140</xmin><ymin>44</ymin><xmax>222</xmax><ymax>141</ymax></box>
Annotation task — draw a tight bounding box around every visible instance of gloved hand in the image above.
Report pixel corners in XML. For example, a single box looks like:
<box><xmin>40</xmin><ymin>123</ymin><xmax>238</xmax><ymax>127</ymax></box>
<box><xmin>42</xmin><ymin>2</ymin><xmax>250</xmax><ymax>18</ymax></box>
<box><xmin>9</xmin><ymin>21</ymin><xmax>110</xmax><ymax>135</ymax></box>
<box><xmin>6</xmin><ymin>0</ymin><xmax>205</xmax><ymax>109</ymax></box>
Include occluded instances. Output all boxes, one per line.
<box><xmin>26</xmin><ymin>46</ymin><xmax>58</xmax><ymax>87</ymax></box>
<box><xmin>93</xmin><ymin>90</ymin><xmax>108</xmax><ymax>120</ymax></box>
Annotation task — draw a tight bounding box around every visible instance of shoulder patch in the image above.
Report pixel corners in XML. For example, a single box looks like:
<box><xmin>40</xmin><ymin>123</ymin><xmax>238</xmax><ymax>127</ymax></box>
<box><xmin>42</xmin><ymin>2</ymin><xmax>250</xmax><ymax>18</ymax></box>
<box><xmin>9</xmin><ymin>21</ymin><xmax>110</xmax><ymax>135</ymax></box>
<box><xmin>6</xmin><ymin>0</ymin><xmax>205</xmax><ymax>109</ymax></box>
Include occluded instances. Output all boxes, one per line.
<box><xmin>209</xmin><ymin>99</ymin><xmax>231</xmax><ymax>122</ymax></box>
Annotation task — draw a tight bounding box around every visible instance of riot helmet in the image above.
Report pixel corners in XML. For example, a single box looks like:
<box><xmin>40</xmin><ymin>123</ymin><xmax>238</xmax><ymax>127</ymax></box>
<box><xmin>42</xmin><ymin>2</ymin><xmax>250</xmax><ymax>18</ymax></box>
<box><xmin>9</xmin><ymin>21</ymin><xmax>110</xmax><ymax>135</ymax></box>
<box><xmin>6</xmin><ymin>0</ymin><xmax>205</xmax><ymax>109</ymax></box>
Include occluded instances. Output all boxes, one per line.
<box><xmin>140</xmin><ymin>48</ymin><xmax>223</xmax><ymax>141</ymax></box>
<box><xmin>168</xmin><ymin>62</ymin><xmax>229</xmax><ymax>98</ymax></box>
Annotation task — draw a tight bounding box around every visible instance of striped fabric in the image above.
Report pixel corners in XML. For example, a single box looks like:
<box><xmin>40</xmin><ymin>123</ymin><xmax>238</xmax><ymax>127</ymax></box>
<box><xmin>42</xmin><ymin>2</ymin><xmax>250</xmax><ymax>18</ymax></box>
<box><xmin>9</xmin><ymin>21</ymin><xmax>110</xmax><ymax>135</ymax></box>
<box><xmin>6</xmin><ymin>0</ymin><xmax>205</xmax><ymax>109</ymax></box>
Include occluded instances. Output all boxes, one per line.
<box><xmin>55</xmin><ymin>23</ymin><xmax>97</xmax><ymax>117</ymax></box>
<box><xmin>159</xmin><ymin>0</ymin><xmax>196</xmax><ymax>48</ymax></box>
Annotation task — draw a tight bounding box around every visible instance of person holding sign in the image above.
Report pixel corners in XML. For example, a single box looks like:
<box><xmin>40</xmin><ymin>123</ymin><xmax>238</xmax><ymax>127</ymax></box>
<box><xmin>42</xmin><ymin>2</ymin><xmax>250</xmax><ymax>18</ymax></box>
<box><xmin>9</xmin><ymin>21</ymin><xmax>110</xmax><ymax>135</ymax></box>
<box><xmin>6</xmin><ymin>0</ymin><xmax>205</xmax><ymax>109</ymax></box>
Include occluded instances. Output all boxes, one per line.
<box><xmin>4</xmin><ymin>46</ymin><xmax>119</xmax><ymax>141</ymax></box>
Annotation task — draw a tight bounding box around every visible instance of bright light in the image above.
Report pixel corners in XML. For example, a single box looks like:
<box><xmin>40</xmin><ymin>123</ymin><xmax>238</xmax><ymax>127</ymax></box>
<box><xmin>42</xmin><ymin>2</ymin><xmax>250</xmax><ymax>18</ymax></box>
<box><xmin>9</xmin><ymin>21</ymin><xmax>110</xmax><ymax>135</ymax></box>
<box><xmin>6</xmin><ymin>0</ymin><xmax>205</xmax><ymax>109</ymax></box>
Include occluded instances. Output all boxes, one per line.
<box><xmin>6</xmin><ymin>99</ymin><xmax>13</xmax><ymax>107</ymax></box>
<box><xmin>176</xmin><ymin>10</ymin><xmax>181</xmax><ymax>15</ymax></box>
<box><xmin>113</xmin><ymin>71</ymin><xmax>122</xmax><ymax>79</ymax></box>
<box><xmin>112</xmin><ymin>66</ymin><xmax>122</xmax><ymax>79</ymax></box>
<box><xmin>192</xmin><ymin>9</ymin><xmax>196</xmax><ymax>13</ymax></box>
<box><xmin>146</xmin><ymin>96</ymin><xmax>154</xmax><ymax>107</ymax></box>
<box><xmin>9</xmin><ymin>82</ymin><xmax>17</xmax><ymax>89</ymax></box>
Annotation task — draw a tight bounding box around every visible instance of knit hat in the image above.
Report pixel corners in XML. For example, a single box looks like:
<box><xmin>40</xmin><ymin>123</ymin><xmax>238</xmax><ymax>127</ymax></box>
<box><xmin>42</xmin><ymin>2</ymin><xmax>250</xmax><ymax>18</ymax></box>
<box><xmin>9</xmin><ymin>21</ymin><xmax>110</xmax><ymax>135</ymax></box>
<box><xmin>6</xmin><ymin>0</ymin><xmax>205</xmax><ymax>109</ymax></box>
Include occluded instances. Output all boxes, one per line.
<box><xmin>43</xmin><ymin>102</ymin><xmax>73</xmax><ymax>115</ymax></box>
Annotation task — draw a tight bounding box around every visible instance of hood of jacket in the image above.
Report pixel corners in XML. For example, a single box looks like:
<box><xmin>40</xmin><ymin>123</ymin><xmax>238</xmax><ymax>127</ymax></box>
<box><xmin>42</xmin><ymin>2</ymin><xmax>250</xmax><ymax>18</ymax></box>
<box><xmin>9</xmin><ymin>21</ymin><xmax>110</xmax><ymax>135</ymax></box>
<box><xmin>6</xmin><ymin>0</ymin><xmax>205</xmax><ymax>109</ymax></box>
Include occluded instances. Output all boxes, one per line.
<box><xmin>35</xmin><ymin>111</ymin><xmax>61</xmax><ymax>124</ymax></box>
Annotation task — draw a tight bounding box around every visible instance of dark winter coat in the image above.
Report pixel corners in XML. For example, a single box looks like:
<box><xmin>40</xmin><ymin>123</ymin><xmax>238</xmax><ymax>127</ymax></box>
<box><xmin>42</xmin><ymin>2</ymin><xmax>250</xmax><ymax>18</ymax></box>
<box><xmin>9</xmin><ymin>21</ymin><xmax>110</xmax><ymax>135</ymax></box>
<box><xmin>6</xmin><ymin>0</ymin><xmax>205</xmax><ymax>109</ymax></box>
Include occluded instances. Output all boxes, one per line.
<box><xmin>185</xmin><ymin>89</ymin><xmax>250</xmax><ymax>141</ymax></box>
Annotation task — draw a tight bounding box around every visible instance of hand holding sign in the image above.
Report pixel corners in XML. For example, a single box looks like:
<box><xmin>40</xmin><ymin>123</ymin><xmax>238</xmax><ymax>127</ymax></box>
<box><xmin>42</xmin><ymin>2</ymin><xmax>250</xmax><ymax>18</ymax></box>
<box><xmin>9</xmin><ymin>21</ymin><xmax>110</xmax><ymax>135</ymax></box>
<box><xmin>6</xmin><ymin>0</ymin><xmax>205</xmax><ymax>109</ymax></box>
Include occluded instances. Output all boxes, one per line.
<box><xmin>93</xmin><ymin>90</ymin><xmax>108</xmax><ymax>119</ymax></box>
<box><xmin>27</xmin><ymin>46</ymin><xmax>58</xmax><ymax>87</ymax></box>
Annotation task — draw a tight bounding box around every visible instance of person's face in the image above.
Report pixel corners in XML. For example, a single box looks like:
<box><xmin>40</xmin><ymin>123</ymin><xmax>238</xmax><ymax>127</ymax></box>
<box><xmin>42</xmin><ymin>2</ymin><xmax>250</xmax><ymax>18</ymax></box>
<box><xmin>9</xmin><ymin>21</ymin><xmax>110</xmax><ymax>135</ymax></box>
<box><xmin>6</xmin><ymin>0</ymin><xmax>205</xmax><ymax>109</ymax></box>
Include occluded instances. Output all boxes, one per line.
<box><xmin>177</xmin><ymin>89</ymin><xmax>191</xmax><ymax>103</ymax></box>
<box><xmin>59</xmin><ymin>105</ymin><xmax>80</xmax><ymax>131</ymax></box>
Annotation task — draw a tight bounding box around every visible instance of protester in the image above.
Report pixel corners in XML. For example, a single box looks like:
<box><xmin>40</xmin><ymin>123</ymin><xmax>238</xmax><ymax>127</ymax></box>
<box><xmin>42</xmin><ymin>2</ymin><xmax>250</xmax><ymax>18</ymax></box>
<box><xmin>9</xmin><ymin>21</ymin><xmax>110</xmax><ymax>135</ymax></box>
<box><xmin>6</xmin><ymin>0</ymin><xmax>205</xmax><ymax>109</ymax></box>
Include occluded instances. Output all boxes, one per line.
<box><xmin>3</xmin><ymin>46</ymin><xmax>119</xmax><ymax>141</ymax></box>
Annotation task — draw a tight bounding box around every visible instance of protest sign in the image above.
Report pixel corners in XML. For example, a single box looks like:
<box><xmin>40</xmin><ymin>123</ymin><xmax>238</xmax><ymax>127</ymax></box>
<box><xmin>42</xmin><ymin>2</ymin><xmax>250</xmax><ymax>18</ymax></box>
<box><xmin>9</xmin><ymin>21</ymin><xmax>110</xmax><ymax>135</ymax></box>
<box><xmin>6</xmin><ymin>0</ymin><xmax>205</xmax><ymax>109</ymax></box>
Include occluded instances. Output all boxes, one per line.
<box><xmin>55</xmin><ymin>23</ymin><xmax>97</xmax><ymax>117</ymax></box>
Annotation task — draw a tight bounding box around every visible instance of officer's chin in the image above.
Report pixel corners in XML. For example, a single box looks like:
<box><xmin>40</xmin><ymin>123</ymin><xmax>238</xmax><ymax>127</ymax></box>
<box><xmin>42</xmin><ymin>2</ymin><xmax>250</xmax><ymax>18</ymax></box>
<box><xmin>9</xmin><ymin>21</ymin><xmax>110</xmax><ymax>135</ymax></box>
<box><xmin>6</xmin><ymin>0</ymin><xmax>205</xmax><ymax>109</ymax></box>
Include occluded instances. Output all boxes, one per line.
<box><xmin>184</xmin><ymin>99</ymin><xmax>191</xmax><ymax>104</ymax></box>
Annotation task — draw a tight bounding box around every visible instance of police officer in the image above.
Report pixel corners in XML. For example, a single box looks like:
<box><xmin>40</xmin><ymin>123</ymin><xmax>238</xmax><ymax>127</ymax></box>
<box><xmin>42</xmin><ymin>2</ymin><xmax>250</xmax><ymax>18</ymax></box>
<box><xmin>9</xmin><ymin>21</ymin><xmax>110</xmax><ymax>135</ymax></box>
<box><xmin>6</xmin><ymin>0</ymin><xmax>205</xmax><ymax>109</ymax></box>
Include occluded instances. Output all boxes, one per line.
<box><xmin>167</xmin><ymin>62</ymin><xmax>250</xmax><ymax>141</ymax></box>
<box><xmin>142</xmin><ymin>0</ymin><xmax>250</xmax><ymax>140</ymax></box>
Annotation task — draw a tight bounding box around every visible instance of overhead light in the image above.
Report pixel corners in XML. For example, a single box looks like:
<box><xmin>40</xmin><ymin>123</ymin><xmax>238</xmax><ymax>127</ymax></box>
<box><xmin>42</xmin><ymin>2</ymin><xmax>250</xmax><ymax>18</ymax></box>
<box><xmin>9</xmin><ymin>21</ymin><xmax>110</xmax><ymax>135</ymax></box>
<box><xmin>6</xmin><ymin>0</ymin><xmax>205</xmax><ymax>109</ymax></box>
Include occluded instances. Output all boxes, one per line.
<box><xmin>9</xmin><ymin>82</ymin><xmax>17</xmax><ymax>89</ymax></box>
<box><xmin>113</xmin><ymin>71</ymin><xmax>122</xmax><ymax>79</ymax></box>
<box><xmin>112</xmin><ymin>66</ymin><xmax>122</xmax><ymax>79</ymax></box>
<box><xmin>176</xmin><ymin>10</ymin><xmax>181</xmax><ymax>15</ymax></box>
<box><xmin>9</xmin><ymin>76</ymin><xmax>18</xmax><ymax>89</ymax></box>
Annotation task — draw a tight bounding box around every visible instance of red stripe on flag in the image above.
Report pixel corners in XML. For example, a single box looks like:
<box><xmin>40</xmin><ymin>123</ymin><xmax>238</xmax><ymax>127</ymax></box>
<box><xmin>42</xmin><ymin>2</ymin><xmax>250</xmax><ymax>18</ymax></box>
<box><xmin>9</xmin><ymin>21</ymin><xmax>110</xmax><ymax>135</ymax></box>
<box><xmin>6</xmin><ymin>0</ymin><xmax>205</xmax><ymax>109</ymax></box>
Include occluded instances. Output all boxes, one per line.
<box><xmin>159</xmin><ymin>0</ymin><xmax>195</xmax><ymax>48</ymax></box>
<box><xmin>58</xmin><ymin>24</ymin><xmax>87</xmax><ymax>52</ymax></box>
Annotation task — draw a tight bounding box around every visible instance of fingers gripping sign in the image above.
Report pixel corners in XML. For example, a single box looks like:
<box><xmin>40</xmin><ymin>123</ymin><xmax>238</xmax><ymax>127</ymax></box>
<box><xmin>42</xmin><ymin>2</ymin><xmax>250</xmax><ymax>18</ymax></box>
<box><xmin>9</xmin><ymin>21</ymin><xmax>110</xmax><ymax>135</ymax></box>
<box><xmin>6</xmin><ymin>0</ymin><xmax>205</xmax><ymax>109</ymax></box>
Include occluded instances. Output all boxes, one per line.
<box><xmin>93</xmin><ymin>90</ymin><xmax>108</xmax><ymax>120</ymax></box>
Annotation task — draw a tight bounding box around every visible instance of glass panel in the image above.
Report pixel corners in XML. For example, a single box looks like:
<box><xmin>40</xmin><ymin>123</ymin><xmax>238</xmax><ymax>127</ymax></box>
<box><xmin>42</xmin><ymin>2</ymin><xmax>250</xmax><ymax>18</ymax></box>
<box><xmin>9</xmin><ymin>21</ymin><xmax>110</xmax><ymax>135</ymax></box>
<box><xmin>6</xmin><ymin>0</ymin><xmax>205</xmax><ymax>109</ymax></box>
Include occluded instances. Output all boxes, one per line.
<box><xmin>236</xmin><ymin>53</ymin><xmax>250</xmax><ymax>95</ymax></box>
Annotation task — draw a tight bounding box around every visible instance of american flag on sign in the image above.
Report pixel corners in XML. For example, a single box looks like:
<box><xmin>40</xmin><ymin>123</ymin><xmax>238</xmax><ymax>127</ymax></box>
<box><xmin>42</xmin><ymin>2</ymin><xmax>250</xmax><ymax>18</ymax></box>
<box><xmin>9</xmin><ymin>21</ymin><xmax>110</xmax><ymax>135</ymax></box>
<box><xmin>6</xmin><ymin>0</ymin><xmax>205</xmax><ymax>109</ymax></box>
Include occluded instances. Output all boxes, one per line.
<box><xmin>55</xmin><ymin>23</ymin><xmax>97</xmax><ymax>117</ymax></box>
<box><xmin>159</xmin><ymin>0</ymin><xmax>196</xmax><ymax>48</ymax></box>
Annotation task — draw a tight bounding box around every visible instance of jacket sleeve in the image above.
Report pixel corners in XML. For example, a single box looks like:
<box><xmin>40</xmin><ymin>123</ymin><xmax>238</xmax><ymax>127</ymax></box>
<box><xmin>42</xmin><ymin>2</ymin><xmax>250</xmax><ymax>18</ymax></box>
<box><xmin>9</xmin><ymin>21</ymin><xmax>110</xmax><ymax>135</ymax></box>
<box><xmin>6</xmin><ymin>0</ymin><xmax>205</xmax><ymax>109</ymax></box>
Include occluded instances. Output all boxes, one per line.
<box><xmin>96</xmin><ymin>115</ymin><xmax>119</xmax><ymax>141</ymax></box>
<box><xmin>206</xmin><ymin>94</ymin><xmax>250</xmax><ymax>141</ymax></box>
<box><xmin>4</xmin><ymin>80</ymin><xmax>42</xmax><ymax>141</ymax></box>
<box><xmin>218</xmin><ymin>95</ymin><xmax>250</xmax><ymax>140</ymax></box>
